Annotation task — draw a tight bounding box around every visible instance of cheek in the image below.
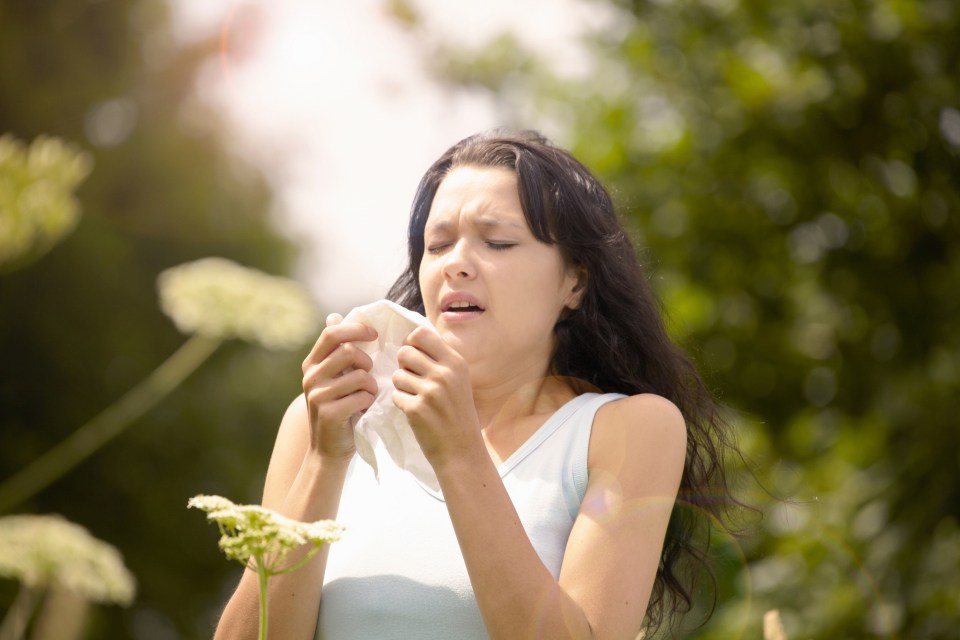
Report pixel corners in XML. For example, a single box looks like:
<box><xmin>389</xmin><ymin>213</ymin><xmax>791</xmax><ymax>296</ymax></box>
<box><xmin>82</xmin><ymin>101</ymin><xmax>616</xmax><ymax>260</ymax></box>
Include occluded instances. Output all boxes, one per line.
<box><xmin>418</xmin><ymin>261</ymin><xmax>439</xmax><ymax>312</ymax></box>
<box><xmin>507</xmin><ymin>273</ymin><xmax>562</xmax><ymax>317</ymax></box>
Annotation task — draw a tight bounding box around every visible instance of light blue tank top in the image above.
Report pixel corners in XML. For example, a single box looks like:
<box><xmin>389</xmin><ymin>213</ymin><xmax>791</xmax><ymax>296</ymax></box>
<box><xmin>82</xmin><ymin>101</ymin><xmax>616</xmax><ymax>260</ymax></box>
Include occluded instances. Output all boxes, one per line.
<box><xmin>315</xmin><ymin>392</ymin><xmax>625</xmax><ymax>640</ymax></box>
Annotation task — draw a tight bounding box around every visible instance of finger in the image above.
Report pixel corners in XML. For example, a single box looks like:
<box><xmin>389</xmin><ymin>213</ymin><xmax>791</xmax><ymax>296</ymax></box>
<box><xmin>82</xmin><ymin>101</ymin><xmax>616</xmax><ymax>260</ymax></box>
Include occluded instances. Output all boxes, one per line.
<box><xmin>326</xmin><ymin>341</ymin><xmax>376</xmax><ymax>374</ymax></box>
<box><xmin>326</xmin><ymin>312</ymin><xmax>343</xmax><ymax>327</ymax></box>
<box><xmin>391</xmin><ymin>368</ymin><xmax>419</xmax><ymax>395</ymax></box>
<box><xmin>391</xmin><ymin>368</ymin><xmax>441</xmax><ymax>403</ymax></box>
<box><xmin>391</xmin><ymin>385</ymin><xmax>431</xmax><ymax>426</ymax></box>
<box><xmin>391</xmin><ymin>387</ymin><xmax>411</xmax><ymax>413</ymax></box>
<box><xmin>303</xmin><ymin>321</ymin><xmax>377</xmax><ymax>370</ymax></box>
<box><xmin>303</xmin><ymin>346</ymin><xmax>376</xmax><ymax>390</ymax></box>
<box><xmin>306</xmin><ymin>368</ymin><xmax>378</xmax><ymax>406</ymax></box>
<box><xmin>339</xmin><ymin>389</ymin><xmax>377</xmax><ymax>416</ymax></box>
<box><xmin>396</xmin><ymin>343</ymin><xmax>434</xmax><ymax>376</ymax></box>
<box><xmin>308</xmin><ymin>387</ymin><xmax>377</xmax><ymax>425</ymax></box>
<box><xmin>391</xmin><ymin>383</ymin><xmax>423</xmax><ymax>415</ymax></box>
<box><xmin>326</xmin><ymin>368</ymin><xmax>379</xmax><ymax>400</ymax></box>
<box><xmin>403</xmin><ymin>327</ymin><xmax>449</xmax><ymax>361</ymax></box>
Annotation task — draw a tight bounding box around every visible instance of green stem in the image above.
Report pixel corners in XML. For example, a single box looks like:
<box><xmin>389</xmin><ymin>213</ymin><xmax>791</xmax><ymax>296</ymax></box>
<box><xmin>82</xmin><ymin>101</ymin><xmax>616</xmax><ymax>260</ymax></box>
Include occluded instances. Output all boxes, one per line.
<box><xmin>256</xmin><ymin>557</ymin><xmax>270</xmax><ymax>640</ymax></box>
<box><xmin>0</xmin><ymin>584</ymin><xmax>40</xmax><ymax>640</ymax></box>
<box><xmin>0</xmin><ymin>335</ymin><xmax>221</xmax><ymax>512</ymax></box>
<box><xmin>273</xmin><ymin>544</ymin><xmax>324</xmax><ymax>575</ymax></box>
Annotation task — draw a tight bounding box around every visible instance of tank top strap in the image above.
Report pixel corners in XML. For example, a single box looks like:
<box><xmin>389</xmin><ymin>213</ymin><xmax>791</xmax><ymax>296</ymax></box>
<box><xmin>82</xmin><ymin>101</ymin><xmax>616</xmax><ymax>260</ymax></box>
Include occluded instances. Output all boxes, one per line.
<box><xmin>567</xmin><ymin>392</ymin><xmax>628</xmax><ymax>505</ymax></box>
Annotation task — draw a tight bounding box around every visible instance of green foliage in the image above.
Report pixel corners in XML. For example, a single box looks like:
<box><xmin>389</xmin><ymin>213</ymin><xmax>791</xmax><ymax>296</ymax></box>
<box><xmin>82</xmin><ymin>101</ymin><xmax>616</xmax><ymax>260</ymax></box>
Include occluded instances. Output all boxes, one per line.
<box><xmin>0</xmin><ymin>1</ymin><xmax>311</xmax><ymax>637</ymax></box>
<box><xmin>407</xmin><ymin>0</ymin><xmax>960</xmax><ymax>636</ymax></box>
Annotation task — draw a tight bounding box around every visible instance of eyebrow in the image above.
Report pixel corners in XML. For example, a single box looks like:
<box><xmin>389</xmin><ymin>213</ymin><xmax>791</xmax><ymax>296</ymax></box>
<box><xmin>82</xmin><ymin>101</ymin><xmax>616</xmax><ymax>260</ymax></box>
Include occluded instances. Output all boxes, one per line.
<box><xmin>425</xmin><ymin>216</ymin><xmax>526</xmax><ymax>234</ymax></box>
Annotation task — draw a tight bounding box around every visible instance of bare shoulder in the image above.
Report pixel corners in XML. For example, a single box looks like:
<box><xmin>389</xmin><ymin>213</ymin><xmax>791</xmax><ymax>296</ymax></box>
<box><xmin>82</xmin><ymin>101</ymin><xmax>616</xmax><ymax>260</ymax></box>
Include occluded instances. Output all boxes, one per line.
<box><xmin>593</xmin><ymin>393</ymin><xmax>687</xmax><ymax>443</ymax></box>
<box><xmin>271</xmin><ymin>393</ymin><xmax>311</xmax><ymax>459</ymax></box>
<box><xmin>588</xmin><ymin>393</ymin><xmax>687</xmax><ymax>488</ymax></box>
<box><xmin>277</xmin><ymin>393</ymin><xmax>310</xmax><ymax>439</ymax></box>
<box><xmin>260</xmin><ymin>394</ymin><xmax>311</xmax><ymax>509</ymax></box>
<box><xmin>561</xmin><ymin>394</ymin><xmax>688</xmax><ymax>635</ymax></box>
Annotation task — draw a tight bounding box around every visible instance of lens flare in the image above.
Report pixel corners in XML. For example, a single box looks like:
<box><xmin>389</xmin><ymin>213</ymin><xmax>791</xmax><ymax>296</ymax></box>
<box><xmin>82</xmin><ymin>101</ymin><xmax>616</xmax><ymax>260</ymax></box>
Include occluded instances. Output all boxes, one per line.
<box><xmin>218</xmin><ymin>2</ymin><xmax>240</xmax><ymax>88</ymax></box>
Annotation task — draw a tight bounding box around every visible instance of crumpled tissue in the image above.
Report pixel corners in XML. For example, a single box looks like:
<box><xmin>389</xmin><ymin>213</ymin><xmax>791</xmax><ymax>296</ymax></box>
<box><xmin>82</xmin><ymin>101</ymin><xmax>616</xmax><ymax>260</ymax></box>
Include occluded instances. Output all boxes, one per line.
<box><xmin>342</xmin><ymin>299</ymin><xmax>439</xmax><ymax>492</ymax></box>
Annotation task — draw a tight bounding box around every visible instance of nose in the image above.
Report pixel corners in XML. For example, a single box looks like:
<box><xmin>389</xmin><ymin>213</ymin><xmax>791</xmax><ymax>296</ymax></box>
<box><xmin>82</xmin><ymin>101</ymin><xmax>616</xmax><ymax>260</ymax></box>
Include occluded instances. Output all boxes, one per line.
<box><xmin>441</xmin><ymin>238</ymin><xmax>476</xmax><ymax>281</ymax></box>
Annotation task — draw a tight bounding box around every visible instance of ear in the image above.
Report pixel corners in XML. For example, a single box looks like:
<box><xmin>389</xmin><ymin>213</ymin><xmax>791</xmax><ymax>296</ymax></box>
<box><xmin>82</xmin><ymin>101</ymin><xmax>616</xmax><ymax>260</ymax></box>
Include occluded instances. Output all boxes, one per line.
<box><xmin>563</xmin><ymin>265</ymin><xmax>588</xmax><ymax>310</ymax></box>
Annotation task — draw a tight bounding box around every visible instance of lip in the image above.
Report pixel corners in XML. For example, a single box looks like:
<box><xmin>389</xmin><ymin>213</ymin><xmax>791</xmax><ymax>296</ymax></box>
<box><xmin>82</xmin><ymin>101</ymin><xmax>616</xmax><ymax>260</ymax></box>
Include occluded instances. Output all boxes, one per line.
<box><xmin>439</xmin><ymin>291</ymin><xmax>486</xmax><ymax>321</ymax></box>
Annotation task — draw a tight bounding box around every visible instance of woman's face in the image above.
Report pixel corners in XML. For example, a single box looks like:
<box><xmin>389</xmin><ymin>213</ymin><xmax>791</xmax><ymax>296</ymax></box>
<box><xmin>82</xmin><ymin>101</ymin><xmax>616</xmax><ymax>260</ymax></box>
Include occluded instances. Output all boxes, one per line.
<box><xmin>418</xmin><ymin>165</ymin><xmax>582</xmax><ymax>385</ymax></box>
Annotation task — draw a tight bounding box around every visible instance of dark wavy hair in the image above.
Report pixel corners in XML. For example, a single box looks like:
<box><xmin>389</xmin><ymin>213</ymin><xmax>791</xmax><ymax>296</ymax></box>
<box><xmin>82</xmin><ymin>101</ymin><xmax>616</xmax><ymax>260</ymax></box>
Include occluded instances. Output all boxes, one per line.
<box><xmin>386</xmin><ymin>130</ymin><xmax>739</xmax><ymax>633</ymax></box>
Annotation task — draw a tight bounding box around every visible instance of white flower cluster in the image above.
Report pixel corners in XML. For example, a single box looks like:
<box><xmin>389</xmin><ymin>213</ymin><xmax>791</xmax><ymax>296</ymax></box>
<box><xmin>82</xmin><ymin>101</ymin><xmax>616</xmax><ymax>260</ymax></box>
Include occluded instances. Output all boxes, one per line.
<box><xmin>158</xmin><ymin>257</ymin><xmax>320</xmax><ymax>350</ymax></box>
<box><xmin>188</xmin><ymin>494</ymin><xmax>344</xmax><ymax>570</ymax></box>
<box><xmin>0</xmin><ymin>514</ymin><xmax>135</xmax><ymax>605</ymax></box>
<box><xmin>0</xmin><ymin>134</ymin><xmax>93</xmax><ymax>269</ymax></box>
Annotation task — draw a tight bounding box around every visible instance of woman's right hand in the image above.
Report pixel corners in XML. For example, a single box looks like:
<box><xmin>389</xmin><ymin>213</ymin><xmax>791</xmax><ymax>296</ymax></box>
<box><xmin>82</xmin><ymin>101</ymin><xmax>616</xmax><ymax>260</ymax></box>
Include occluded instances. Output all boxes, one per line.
<box><xmin>301</xmin><ymin>313</ymin><xmax>379</xmax><ymax>460</ymax></box>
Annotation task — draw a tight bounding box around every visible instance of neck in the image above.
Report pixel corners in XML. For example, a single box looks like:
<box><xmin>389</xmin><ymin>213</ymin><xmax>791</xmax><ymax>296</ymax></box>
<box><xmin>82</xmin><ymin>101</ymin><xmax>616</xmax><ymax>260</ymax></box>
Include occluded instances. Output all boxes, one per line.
<box><xmin>471</xmin><ymin>367</ymin><xmax>576</xmax><ymax>432</ymax></box>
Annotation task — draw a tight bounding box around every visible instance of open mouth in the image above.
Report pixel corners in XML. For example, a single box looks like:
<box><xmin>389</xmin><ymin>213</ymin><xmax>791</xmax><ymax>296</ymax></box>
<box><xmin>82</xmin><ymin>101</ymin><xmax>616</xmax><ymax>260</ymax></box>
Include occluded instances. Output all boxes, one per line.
<box><xmin>443</xmin><ymin>301</ymin><xmax>485</xmax><ymax>313</ymax></box>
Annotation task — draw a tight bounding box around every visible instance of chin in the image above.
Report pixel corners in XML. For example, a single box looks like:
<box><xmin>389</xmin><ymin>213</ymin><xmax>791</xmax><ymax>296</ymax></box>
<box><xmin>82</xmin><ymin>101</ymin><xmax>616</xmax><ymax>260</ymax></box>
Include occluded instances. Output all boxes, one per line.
<box><xmin>440</xmin><ymin>332</ymin><xmax>473</xmax><ymax>358</ymax></box>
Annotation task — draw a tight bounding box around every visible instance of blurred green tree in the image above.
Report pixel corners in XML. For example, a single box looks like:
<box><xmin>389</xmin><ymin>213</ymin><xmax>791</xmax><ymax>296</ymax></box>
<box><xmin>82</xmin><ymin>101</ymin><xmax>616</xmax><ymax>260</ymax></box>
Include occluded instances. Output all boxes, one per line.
<box><xmin>391</xmin><ymin>0</ymin><xmax>960</xmax><ymax>636</ymax></box>
<box><xmin>0</xmin><ymin>1</ymin><xmax>311</xmax><ymax>637</ymax></box>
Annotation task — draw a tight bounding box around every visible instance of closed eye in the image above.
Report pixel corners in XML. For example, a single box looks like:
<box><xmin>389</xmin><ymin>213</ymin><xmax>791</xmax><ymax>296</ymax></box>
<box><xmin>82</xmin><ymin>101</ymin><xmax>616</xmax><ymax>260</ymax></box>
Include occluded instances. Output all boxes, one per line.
<box><xmin>426</xmin><ymin>240</ymin><xmax>515</xmax><ymax>254</ymax></box>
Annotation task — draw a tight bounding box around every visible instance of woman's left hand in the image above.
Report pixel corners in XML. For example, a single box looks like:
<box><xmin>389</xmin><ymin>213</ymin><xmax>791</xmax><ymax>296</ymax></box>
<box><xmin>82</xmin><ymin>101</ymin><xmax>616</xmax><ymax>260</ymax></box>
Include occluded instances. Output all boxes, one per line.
<box><xmin>392</xmin><ymin>327</ymin><xmax>483</xmax><ymax>470</ymax></box>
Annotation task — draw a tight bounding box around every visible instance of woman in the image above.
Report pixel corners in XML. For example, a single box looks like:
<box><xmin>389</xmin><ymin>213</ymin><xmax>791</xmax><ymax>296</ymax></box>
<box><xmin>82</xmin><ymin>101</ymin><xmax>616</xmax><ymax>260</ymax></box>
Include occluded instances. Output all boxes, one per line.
<box><xmin>215</xmin><ymin>131</ymin><xmax>737</xmax><ymax>639</ymax></box>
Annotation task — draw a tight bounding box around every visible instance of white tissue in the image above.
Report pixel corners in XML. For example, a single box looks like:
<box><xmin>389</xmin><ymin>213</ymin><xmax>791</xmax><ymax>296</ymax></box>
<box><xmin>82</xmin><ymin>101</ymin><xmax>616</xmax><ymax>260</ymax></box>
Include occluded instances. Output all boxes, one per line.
<box><xmin>342</xmin><ymin>299</ymin><xmax>440</xmax><ymax>492</ymax></box>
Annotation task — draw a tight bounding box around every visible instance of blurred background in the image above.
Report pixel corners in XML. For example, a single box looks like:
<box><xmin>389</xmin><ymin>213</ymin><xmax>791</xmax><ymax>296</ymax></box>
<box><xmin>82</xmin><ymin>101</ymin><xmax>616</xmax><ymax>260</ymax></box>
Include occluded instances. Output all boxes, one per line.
<box><xmin>1</xmin><ymin>0</ymin><xmax>958</xmax><ymax>638</ymax></box>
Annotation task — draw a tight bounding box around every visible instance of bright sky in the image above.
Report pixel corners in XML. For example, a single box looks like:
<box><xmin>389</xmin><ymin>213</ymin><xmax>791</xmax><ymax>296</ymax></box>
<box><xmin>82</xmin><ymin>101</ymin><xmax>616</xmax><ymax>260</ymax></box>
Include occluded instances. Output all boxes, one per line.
<box><xmin>169</xmin><ymin>0</ymin><xmax>606</xmax><ymax>312</ymax></box>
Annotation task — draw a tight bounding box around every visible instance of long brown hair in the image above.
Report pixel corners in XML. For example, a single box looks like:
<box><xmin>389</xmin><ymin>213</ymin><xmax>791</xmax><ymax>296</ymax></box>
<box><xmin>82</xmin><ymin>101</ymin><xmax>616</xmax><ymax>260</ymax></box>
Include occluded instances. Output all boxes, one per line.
<box><xmin>387</xmin><ymin>129</ymin><xmax>740</xmax><ymax>633</ymax></box>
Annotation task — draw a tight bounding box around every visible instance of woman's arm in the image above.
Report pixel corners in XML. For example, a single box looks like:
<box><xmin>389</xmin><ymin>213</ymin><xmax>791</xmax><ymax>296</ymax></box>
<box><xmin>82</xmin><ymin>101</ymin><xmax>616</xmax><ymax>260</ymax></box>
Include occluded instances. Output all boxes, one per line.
<box><xmin>213</xmin><ymin>398</ymin><xmax>350</xmax><ymax>640</ymax></box>
<box><xmin>441</xmin><ymin>395</ymin><xmax>684</xmax><ymax>639</ymax></box>
<box><xmin>214</xmin><ymin>317</ymin><xmax>378</xmax><ymax>640</ymax></box>
<box><xmin>394</xmin><ymin>329</ymin><xmax>686</xmax><ymax>639</ymax></box>
<box><xmin>559</xmin><ymin>394</ymin><xmax>687</xmax><ymax>637</ymax></box>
